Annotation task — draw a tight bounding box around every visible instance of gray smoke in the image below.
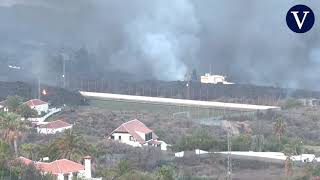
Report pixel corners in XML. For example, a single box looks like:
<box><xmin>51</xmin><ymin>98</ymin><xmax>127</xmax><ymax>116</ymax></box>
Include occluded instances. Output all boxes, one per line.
<box><xmin>109</xmin><ymin>0</ymin><xmax>199</xmax><ymax>80</ymax></box>
<box><xmin>0</xmin><ymin>0</ymin><xmax>320</xmax><ymax>89</ymax></box>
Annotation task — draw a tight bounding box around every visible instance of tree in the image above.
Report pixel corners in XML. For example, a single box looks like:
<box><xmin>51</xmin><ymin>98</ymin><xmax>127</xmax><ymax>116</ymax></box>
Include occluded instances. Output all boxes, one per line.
<box><xmin>0</xmin><ymin>140</ymin><xmax>12</xmax><ymax>169</ymax></box>
<box><xmin>113</xmin><ymin>160</ymin><xmax>132</xmax><ymax>179</ymax></box>
<box><xmin>273</xmin><ymin>117</ymin><xmax>286</xmax><ymax>151</ymax></box>
<box><xmin>20</xmin><ymin>143</ymin><xmax>37</xmax><ymax>160</ymax></box>
<box><xmin>232</xmin><ymin>134</ymin><xmax>252</xmax><ymax>151</ymax></box>
<box><xmin>48</xmin><ymin>129</ymin><xmax>89</xmax><ymax>162</ymax></box>
<box><xmin>99</xmin><ymin>160</ymin><xmax>133</xmax><ymax>180</ymax></box>
<box><xmin>6</xmin><ymin>96</ymin><xmax>23</xmax><ymax>112</ymax></box>
<box><xmin>9</xmin><ymin>160</ymin><xmax>54</xmax><ymax>180</ymax></box>
<box><xmin>173</xmin><ymin>129</ymin><xmax>227</xmax><ymax>152</ymax></box>
<box><xmin>283</xmin><ymin>143</ymin><xmax>298</xmax><ymax>177</ymax></box>
<box><xmin>155</xmin><ymin>166</ymin><xmax>175</xmax><ymax>180</ymax></box>
<box><xmin>17</xmin><ymin>104</ymin><xmax>37</xmax><ymax>119</ymax></box>
<box><xmin>0</xmin><ymin>112</ymin><xmax>26</xmax><ymax>157</ymax></box>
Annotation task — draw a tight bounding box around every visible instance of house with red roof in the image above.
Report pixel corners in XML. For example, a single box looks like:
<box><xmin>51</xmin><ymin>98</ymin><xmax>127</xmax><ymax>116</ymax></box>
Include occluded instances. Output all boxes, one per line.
<box><xmin>37</xmin><ymin>120</ymin><xmax>73</xmax><ymax>134</ymax></box>
<box><xmin>109</xmin><ymin>119</ymin><xmax>168</xmax><ymax>150</ymax></box>
<box><xmin>24</xmin><ymin>99</ymin><xmax>49</xmax><ymax>115</ymax></box>
<box><xmin>17</xmin><ymin>156</ymin><xmax>101</xmax><ymax>180</ymax></box>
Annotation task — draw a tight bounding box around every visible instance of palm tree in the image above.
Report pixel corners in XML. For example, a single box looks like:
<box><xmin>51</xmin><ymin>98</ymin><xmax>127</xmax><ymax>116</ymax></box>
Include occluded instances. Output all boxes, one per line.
<box><xmin>0</xmin><ymin>112</ymin><xmax>25</xmax><ymax>157</ymax></box>
<box><xmin>20</xmin><ymin>143</ymin><xmax>37</xmax><ymax>160</ymax></box>
<box><xmin>48</xmin><ymin>129</ymin><xmax>88</xmax><ymax>162</ymax></box>
<box><xmin>283</xmin><ymin>143</ymin><xmax>298</xmax><ymax>177</ymax></box>
<box><xmin>6</xmin><ymin>96</ymin><xmax>23</xmax><ymax>112</ymax></box>
<box><xmin>0</xmin><ymin>140</ymin><xmax>12</xmax><ymax>168</ymax></box>
<box><xmin>17</xmin><ymin>104</ymin><xmax>37</xmax><ymax>119</ymax></box>
<box><xmin>273</xmin><ymin>117</ymin><xmax>286</xmax><ymax>151</ymax></box>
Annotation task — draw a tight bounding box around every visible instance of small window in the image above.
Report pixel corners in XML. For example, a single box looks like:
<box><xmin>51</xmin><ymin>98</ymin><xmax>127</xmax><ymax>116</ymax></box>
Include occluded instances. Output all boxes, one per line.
<box><xmin>145</xmin><ymin>133</ymin><xmax>152</xmax><ymax>141</ymax></box>
<box><xmin>130</xmin><ymin>136</ymin><xmax>134</xmax><ymax>141</ymax></box>
<box><xmin>111</xmin><ymin>135</ymin><xmax>114</xmax><ymax>140</ymax></box>
<box><xmin>119</xmin><ymin>136</ymin><xmax>121</xmax><ymax>141</ymax></box>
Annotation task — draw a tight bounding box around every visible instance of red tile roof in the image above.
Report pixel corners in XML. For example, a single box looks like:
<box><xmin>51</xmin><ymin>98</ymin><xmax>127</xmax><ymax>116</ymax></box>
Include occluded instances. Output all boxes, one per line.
<box><xmin>39</xmin><ymin>120</ymin><xmax>72</xmax><ymax>129</ymax></box>
<box><xmin>25</xmin><ymin>99</ymin><xmax>48</xmax><ymax>107</ymax></box>
<box><xmin>17</xmin><ymin>157</ymin><xmax>84</xmax><ymax>175</ymax></box>
<box><xmin>112</xmin><ymin>119</ymin><xmax>158</xmax><ymax>144</ymax></box>
<box><xmin>37</xmin><ymin>159</ymin><xmax>84</xmax><ymax>175</ymax></box>
<box><xmin>0</xmin><ymin>100</ymin><xmax>6</xmax><ymax>106</ymax></box>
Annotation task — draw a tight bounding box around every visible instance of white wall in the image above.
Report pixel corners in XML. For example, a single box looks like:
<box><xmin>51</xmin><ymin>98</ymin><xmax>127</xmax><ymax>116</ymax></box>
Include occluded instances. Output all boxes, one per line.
<box><xmin>112</xmin><ymin>132</ymin><xmax>141</xmax><ymax>147</ymax></box>
<box><xmin>28</xmin><ymin>108</ymin><xmax>62</xmax><ymax>123</ymax></box>
<box><xmin>57</xmin><ymin>173</ymin><xmax>64</xmax><ymax>180</ymax></box>
<box><xmin>37</xmin><ymin>125</ymin><xmax>72</xmax><ymax>135</ymax></box>
<box><xmin>84</xmin><ymin>158</ymin><xmax>92</xmax><ymax>178</ymax></box>
<box><xmin>136</xmin><ymin>131</ymin><xmax>145</xmax><ymax>141</ymax></box>
<box><xmin>80</xmin><ymin>91</ymin><xmax>280</xmax><ymax>110</ymax></box>
<box><xmin>159</xmin><ymin>141</ymin><xmax>168</xmax><ymax>151</ymax></box>
<box><xmin>31</xmin><ymin>104</ymin><xmax>49</xmax><ymax>115</ymax></box>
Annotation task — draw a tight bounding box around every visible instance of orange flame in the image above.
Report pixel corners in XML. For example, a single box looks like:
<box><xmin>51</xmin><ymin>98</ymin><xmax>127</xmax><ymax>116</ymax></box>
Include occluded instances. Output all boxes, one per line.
<box><xmin>42</xmin><ymin>89</ymin><xmax>47</xmax><ymax>96</ymax></box>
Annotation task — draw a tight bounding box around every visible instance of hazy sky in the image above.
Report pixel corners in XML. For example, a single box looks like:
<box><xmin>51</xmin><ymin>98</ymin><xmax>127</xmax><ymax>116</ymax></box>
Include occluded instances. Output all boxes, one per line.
<box><xmin>0</xmin><ymin>0</ymin><xmax>319</xmax><ymax>89</ymax></box>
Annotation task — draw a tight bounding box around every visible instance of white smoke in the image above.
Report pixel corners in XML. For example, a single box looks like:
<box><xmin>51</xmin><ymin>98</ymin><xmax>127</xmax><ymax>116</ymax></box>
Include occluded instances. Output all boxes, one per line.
<box><xmin>110</xmin><ymin>0</ymin><xmax>199</xmax><ymax>80</ymax></box>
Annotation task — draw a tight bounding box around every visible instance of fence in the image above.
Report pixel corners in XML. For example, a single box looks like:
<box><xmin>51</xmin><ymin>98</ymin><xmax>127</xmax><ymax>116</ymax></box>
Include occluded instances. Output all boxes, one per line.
<box><xmin>27</xmin><ymin>108</ymin><xmax>62</xmax><ymax>123</ymax></box>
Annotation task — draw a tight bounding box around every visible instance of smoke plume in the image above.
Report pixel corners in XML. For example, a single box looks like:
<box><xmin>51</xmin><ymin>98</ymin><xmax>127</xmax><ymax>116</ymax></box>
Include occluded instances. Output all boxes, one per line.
<box><xmin>0</xmin><ymin>0</ymin><xmax>320</xmax><ymax>89</ymax></box>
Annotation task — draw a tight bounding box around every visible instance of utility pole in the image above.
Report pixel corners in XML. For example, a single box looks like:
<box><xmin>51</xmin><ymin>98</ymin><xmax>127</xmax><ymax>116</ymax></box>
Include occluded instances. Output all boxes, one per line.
<box><xmin>61</xmin><ymin>48</ymin><xmax>69</xmax><ymax>89</ymax></box>
<box><xmin>38</xmin><ymin>77</ymin><xmax>41</xmax><ymax>100</ymax></box>
<box><xmin>227</xmin><ymin>121</ymin><xmax>232</xmax><ymax>180</ymax></box>
<box><xmin>62</xmin><ymin>54</ymin><xmax>66</xmax><ymax>88</ymax></box>
<box><xmin>186</xmin><ymin>83</ymin><xmax>190</xmax><ymax>99</ymax></box>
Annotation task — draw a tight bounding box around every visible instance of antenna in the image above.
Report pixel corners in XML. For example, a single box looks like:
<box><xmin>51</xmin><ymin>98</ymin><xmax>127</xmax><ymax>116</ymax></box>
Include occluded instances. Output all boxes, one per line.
<box><xmin>38</xmin><ymin>77</ymin><xmax>41</xmax><ymax>100</ymax></box>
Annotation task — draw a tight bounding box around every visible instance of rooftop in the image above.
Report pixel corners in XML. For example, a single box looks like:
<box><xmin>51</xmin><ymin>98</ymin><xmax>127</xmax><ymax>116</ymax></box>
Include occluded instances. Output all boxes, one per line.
<box><xmin>17</xmin><ymin>157</ymin><xmax>84</xmax><ymax>175</ymax></box>
<box><xmin>112</xmin><ymin>119</ymin><xmax>158</xmax><ymax>144</ymax></box>
<box><xmin>25</xmin><ymin>99</ymin><xmax>48</xmax><ymax>107</ymax></box>
<box><xmin>39</xmin><ymin>120</ymin><xmax>72</xmax><ymax>129</ymax></box>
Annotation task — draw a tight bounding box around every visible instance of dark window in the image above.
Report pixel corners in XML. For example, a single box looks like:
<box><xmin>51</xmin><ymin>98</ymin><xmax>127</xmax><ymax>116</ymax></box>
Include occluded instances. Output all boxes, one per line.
<box><xmin>119</xmin><ymin>136</ymin><xmax>121</xmax><ymax>141</ymax></box>
<box><xmin>111</xmin><ymin>135</ymin><xmax>114</xmax><ymax>140</ymax></box>
<box><xmin>145</xmin><ymin>133</ymin><xmax>152</xmax><ymax>141</ymax></box>
<box><xmin>130</xmin><ymin>136</ymin><xmax>134</xmax><ymax>141</ymax></box>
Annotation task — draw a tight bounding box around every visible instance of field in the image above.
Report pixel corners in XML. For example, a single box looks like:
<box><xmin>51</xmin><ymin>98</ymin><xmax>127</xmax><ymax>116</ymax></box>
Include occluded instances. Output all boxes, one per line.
<box><xmin>89</xmin><ymin>98</ymin><xmax>256</xmax><ymax>123</ymax></box>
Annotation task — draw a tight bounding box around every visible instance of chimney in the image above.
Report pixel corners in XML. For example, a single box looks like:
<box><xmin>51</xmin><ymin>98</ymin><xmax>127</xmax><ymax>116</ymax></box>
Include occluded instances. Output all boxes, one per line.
<box><xmin>84</xmin><ymin>156</ymin><xmax>92</xmax><ymax>178</ymax></box>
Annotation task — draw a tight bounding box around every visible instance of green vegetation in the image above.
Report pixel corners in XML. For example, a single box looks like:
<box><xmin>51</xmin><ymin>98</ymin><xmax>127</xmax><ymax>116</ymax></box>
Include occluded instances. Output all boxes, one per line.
<box><xmin>232</xmin><ymin>134</ymin><xmax>252</xmax><ymax>151</ymax></box>
<box><xmin>6</xmin><ymin>95</ymin><xmax>23</xmax><ymax>112</ymax></box>
<box><xmin>17</xmin><ymin>104</ymin><xmax>37</xmax><ymax>119</ymax></box>
<box><xmin>98</xmin><ymin>160</ymin><xmax>200</xmax><ymax>180</ymax></box>
<box><xmin>89</xmin><ymin>99</ymin><xmax>249</xmax><ymax>121</ymax></box>
<box><xmin>282</xmin><ymin>98</ymin><xmax>302</xmax><ymax>109</ymax></box>
<box><xmin>155</xmin><ymin>165</ymin><xmax>175</xmax><ymax>180</ymax></box>
<box><xmin>273</xmin><ymin>117</ymin><xmax>287</xmax><ymax>151</ymax></box>
<box><xmin>0</xmin><ymin>112</ymin><xmax>53</xmax><ymax>179</ymax></box>
<box><xmin>0</xmin><ymin>112</ymin><xmax>26</xmax><ymax>157</ymax></box>
<box><xmin>4</xmin><ymin>96</ymin><xmax>37</xmax><ymax>118</ymax></box>
<box><xmin>172</xmin><ymin>129</ymin><xmax>227</xmax><ymax>152</ymax></box>
<box><xmin>47</xmin><ymin>129</ymin><xmax>91</xmax><ymax>162</ymax></box>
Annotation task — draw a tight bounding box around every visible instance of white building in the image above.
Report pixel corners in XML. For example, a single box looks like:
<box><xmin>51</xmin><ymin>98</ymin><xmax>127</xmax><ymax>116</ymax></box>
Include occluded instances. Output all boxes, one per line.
<box><xmin>109</xmin><ymin>119</ymin><xmax>168</xmax><ymax>150</ymax></box>
<box><xmin>25</xmin><ymin>99</ymin><xmax>49</xmax><ymax>115</ymax></box>
<box><xmin>200</xmin><ymin>73</ymin><xmax>234</xmax><ymax>84</ymax></box>
<box><xmin>37</xmin><ymin>120</ymin><xmax>72</xmax><ymax>134</ymax></box>
<box><xmin>0</xmin><ymin>100</ymin><xmax>8</xmax><ymax>112</ymax></box>
<box><xmin>17</xmin><ymin>156</ymin><xmax>101</xmax><ymax>180</ymax></box>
